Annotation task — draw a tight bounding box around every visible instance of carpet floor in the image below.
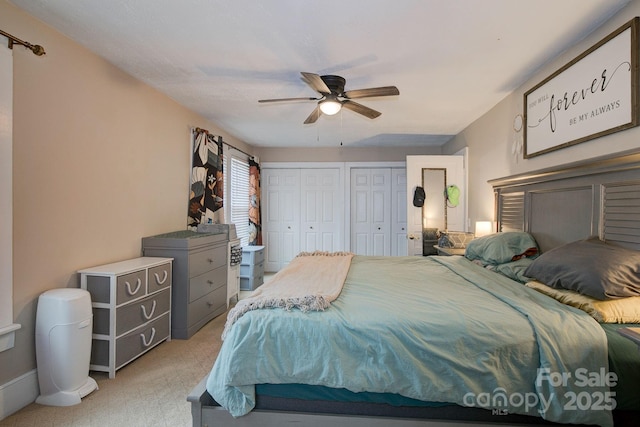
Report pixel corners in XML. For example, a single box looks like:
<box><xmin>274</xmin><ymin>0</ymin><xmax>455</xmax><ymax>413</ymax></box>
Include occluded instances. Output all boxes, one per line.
<box><xmin>0</xmin><ymin>310</ymin><xmax>227</xmax><ymax>427</ymax></box>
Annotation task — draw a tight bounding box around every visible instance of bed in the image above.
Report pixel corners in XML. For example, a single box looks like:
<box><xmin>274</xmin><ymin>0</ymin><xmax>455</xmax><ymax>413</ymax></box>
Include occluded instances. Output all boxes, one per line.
<box><xmin>188</xmin><ymin>150</ymin><xmax>640</xmax><ymax>427</ymax></box>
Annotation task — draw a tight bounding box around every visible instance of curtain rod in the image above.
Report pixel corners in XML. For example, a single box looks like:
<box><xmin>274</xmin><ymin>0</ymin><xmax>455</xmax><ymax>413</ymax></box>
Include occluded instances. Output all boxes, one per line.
<box><xmin>193</xmin><ymin>127</ymin><xmax>253</xmax><ymax>158</ymax></box>
<box><xmin>0</xmin><ymin>29</ymin><xmax>46</xmax><ymax>56</ymax></box>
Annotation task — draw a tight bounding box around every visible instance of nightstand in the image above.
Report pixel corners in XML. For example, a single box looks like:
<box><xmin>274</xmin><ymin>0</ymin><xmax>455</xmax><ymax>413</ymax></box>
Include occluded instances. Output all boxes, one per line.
<box><xmin>618</xmin><ymin>327</ymin><xmax>640</xmax><ymax>352</ymax></box>
<box><xmin>433</xmin><ymin>245</ymin><xmax>466</xmax><ymax>256</ymax></box>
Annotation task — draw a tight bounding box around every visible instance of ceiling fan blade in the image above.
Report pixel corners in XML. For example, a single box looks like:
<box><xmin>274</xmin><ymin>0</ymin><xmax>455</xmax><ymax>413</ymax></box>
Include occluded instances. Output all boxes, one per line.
<box><xmin>258</xmin><ymin>97</ymin><xmax>319</xmax><ymax>103</ymax></box>
<box><xmin>343</xmin><ymin>86</ymin><xmax>399</xmax><ymax>99</ymax></box>
<box><xmin>301</xmin><ymin>72</ymin><xmax>331</xmax><ymax>94</ymax></box>
<box><xmin>303</xmin><ymin>106</ymin><xmax>322</xmax><ymax>124</ymax></box>
<box><xmin>342</xmin><ymin>100</ymin><xmax>381</xmax><ymax>119</ymax></box>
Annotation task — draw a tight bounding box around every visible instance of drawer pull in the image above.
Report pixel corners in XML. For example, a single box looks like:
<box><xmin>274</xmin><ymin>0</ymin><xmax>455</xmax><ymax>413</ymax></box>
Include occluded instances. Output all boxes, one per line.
<box><xmin>207</xmin><ymin>258</ymin><xmax>214</xmax><ymax>263</ymax></box>
<box><xmin>125</xmin><ymin>278</ymin><xmax>142</xmax><ymax>296</ymax></box>
<box><xmin>140</xmin><ymin>327</ymin><xmax>156</xmax><ymax>347</ymax></box>
<box><xmin>153</xmin><ymin>270</ymin><xmax>168</xmax><ymax>285</ymax></box>
<box><xmin>141</xmin><ymin>300</ymin><xmax>157</xmax><ymax>320</ymax></box>
<box><xmin>207</xmin><ymin>279</ymin><xmax>214</xmax><ymax>286</ymax></box>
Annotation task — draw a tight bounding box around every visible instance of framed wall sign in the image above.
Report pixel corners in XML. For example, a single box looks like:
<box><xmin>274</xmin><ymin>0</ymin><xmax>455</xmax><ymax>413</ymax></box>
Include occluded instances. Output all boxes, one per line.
<box><xmin>524</xmin><ymin>17</ymin><xmax>640</xmax><ymax>158</ymax></box>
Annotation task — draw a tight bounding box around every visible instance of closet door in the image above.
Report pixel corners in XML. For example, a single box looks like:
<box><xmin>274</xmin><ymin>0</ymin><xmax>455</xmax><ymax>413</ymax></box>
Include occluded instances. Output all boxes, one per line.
<box><xmin>391</xmin><ymin>168</ymin><xmax>408</xmax><ymax>256</ymax></box>
<box><xmin>350</xmin><ymin>168</ymin><xmax>392</xmax><ymax>256</ymax></box>
<box><xmin>262</xmin><ymin>169</ymin><xmax>301</xmax><ymax>272</ymax></box>
<box><xmin>300</xmin><ymin>169</ymin><xmax>343</xmax><ymax>253</ymax></box>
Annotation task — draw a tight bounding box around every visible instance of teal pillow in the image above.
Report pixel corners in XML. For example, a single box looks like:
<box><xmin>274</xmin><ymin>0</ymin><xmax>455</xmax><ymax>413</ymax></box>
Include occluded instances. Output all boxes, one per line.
<box><xmin>465</xmin><ymin>232</ymin><xmax>539</xmax><ymax>266</ymax></box>
<box><xmin>490</xmin><ymin>258</ymin><xmax>534</xmax><ymax>283</ymax></box>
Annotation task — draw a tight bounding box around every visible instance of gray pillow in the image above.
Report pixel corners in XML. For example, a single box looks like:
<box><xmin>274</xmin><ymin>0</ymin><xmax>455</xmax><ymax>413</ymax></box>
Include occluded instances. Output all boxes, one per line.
<box><xmin>523</xmin><ymin>238</ymin><xmax>640</xmax><ymax>300</ymax></box>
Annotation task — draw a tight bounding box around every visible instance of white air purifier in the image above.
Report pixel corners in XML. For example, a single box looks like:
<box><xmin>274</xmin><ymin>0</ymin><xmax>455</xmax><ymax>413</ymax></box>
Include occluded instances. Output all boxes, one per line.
<box><xmin>35</xmin><ymin>288</ymin><xmax>98</xmax><ymax>406</ymax></box>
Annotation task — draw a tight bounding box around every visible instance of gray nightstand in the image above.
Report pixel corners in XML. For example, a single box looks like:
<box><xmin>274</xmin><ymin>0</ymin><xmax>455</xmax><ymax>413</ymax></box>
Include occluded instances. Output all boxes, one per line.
<box><xmin>433</xmin><ymin>245</ymin><xmax>466</xmax><ymax>256</ymax></box>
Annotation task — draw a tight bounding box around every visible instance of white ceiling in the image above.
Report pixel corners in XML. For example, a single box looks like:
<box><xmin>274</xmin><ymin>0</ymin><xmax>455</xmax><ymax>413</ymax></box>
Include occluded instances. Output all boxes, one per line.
<box><xmin>10</xmin><ymin>0</ymin><xmax>631</xmax><ymax>148</ymax></box>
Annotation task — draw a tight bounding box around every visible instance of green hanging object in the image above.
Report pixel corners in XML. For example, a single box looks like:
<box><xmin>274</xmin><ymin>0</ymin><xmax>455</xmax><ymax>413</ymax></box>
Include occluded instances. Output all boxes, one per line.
<box><xmin>445</xmin><ymin>185</ymin><xmax>460</xmax><ymax>207</ymax></box>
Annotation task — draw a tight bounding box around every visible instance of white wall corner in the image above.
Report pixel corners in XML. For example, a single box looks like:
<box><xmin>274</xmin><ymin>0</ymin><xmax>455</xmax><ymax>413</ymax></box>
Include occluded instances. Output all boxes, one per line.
<box><xmin>0</xmin><ymin>323</ymin><xmax>20</xmax><ymax>352</ymax></box>
<box><xmin>0</xmin><ymin>369</ymin><xmax>38</xmax><ymax>421</ymax></box>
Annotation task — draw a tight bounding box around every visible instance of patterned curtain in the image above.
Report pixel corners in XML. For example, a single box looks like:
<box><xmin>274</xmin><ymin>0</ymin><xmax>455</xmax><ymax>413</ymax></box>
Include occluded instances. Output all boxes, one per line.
<box><xmin>188</xmin><ymin>129</ymin><xmax>224</xmax><ymax>229</ymax></box>
<box><xmin>248</xmin><ymin>157</ymin><xmax>262</xmax><ymax>245</ymax></box>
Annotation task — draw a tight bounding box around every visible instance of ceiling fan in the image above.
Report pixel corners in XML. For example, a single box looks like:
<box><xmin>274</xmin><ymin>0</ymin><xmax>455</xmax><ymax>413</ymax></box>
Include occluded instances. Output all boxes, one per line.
<box><xmin>258</xmin><ymin>72</ymin><xmax>399</xmax><ymax>124</ymax></box>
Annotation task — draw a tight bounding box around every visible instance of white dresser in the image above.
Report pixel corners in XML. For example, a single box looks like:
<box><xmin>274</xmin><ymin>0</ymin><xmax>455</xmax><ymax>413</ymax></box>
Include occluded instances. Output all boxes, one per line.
<box><xmin>79</xmin><ymin>257</ymin><xmax>173</xmax><ymax>378</ymax></box>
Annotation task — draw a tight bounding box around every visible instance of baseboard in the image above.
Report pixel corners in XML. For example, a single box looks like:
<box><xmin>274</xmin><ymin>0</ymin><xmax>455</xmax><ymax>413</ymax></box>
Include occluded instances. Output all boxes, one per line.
<box><xmin>0</xmin><ymin>369</ymin><xmax>38</xmax><ymax>421</ymax></box>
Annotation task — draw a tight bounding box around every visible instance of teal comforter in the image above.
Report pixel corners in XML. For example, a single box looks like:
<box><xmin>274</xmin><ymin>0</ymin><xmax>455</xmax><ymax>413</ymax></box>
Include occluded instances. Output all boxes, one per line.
<box><xmin>207</xmin><ymin>256</ymin><xmax>613</xmax><ymax>426</ymax></box>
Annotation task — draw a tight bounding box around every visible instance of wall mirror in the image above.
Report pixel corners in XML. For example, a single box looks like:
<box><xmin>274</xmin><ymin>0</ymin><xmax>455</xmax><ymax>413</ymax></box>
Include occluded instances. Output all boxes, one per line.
<box><xmin>422</xmin><ymin>168</ymin><xmax>447</xmax><ymax>254</ymax></box>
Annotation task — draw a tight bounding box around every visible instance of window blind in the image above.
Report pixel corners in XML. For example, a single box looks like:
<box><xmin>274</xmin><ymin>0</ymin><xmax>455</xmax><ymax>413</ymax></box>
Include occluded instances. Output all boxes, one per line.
<box><xmin>230</xmin><ymin>157</ymin><xmax>250</xmax><ymax>246</ymax></box>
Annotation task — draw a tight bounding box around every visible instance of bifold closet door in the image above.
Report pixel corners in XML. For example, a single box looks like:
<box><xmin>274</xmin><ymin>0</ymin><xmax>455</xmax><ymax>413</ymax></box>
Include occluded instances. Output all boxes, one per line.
<box><xmin>300</xmin><ymin>168</ymin><xmax>343</xmax><ymax>254</ymax></box>
<box><xmin>391</xmin><ymin>168</ymin><xmax>408</xmax><ymax>256</ymax></box>
<box><xmin>262</xmin><ymin>169</ymin><xmax>301</xmax><ymax>272</ymax></box>
<box><xmin>350</xmin><ymin>168</ymin><xmax>392</xmax><ymax>256</ymax></box>
<box><xmin>262</xmin><ymin>168</ymin><xmax>343</xmax><ymax>272</ymax></box>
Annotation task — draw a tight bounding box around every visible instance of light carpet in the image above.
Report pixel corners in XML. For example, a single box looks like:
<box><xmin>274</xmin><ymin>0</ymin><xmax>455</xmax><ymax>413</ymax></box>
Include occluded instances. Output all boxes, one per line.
<box><xmin>0</xmin><ymin>311</ymin><xmax>226</xmax><ymax>427</ymax></box>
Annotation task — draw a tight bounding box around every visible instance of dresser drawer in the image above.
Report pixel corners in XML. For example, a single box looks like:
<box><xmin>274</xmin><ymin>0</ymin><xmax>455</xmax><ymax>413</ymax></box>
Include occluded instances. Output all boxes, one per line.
<box><xmin>116</xmin><ymin>288</ymin><xmax>170</xmax><ymax>336</ymax></box>
<box><xmin>116</xmin><ymin>270</ymin><xmax>147</xmax><ymax>305</ymax></box>
<box><xmin>241</xmin><ymin>246</ymin><xmax>264</xmax><ymax>266</ymax></box>
<box><xmin>240</xmin><ymin>272</ymin><xmax>264</xmax><ymax>291</ymax></box>
<box><xmin>189</xmin><ymin>265</ymin><xmax>226</xmax><ymax>303</ymax></box>
<box><xmin>189</xmin><ymin>245</ymin><xmax>226</xmax><ymax>277</ymax></box>
<box><xmin>187</xmin><ymin>285</ymin><xmax>227</xmax><ymax>326</ymax></box>
<box><xmin>254</xmin><ymin>260</ymin><xmax>264</xmax><ymax>276</ymax></box>
<box><xmin>93</xmin><ymin>289</ymin><xmax>170</xmax><ymax>336</ymax></box>
<box><xmin>240</xmin><ymin>260</ymin><xmax>264</xmax><ymax>277</ymax></box>
<box><xmin>148</xmin><ymin>262</ymin><xmax>172</xmax><ymax>294</ymax></box>
<box><xmin>115</xmin><ymin>313</ymin><xmax>170</xmax><ymax>368</ymax></box>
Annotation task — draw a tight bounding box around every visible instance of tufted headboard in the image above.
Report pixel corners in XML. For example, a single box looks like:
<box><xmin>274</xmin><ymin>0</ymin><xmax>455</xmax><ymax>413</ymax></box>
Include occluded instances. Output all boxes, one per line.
<box><xmin>489</xmin><ymin>150</ymin><xmax>640</xmax><ymax>253</ymax></box>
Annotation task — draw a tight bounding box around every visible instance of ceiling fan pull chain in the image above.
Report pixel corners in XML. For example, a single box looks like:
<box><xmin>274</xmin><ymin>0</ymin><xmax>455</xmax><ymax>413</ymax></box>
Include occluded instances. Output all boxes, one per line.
<box><xmin>340</xmin><ymin>109</ymin><xmax>343</xmax><ymax>146</ymax></box>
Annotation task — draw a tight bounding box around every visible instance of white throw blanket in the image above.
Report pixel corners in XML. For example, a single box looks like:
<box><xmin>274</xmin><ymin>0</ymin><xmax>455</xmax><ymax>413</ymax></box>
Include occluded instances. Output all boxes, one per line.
<box><xmin>222</xmin><ymin>251</ymin><xmax>354</xmax><ymax>339</ymax></box>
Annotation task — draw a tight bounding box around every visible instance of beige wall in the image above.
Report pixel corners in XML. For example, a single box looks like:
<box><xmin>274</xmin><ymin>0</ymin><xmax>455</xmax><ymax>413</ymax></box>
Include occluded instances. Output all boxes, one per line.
<box><xmin>0</xmin><ymin>1</ymin><xmax>253</xmax><ymax>388</ymax></box>
<box><xmin>444</xmin><ymin>0</ymin><xmax>640</xmax><ymax>229</ymax></box>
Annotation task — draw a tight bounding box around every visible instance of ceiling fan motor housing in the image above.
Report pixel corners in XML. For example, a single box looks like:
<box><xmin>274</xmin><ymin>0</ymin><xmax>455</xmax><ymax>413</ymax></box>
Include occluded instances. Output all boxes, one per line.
<box><xmin>320</xmin><ymin>75</ymin><xmax>346</xmax><ymax>95</ymax></box>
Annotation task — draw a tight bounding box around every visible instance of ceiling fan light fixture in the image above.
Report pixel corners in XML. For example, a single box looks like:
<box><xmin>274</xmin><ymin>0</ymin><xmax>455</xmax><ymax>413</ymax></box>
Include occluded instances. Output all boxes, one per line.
<box><xmin>319</xmin><ymin>98</ymin><xmax>342</xmax><ymax>115</ymax></box>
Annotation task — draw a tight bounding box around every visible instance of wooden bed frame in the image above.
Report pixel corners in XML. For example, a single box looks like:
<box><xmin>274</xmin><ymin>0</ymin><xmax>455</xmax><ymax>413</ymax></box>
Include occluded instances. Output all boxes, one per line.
<box><xmin>188</xmin><ymin>149</ymin><xmax>640</xmax><ymax>427</ymax></box>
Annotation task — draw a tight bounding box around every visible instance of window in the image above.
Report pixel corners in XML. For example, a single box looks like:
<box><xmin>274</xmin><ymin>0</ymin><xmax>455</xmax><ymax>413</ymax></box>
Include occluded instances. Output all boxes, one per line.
<box><xmin>228</xmin><ymin>155</ymin><xmax>250</xmax><ymax>246</ymax></box>
<box><xmin>0</xmin><ymin>42</ymin><xmax>20</xmax><ymax>352</ymax></box>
